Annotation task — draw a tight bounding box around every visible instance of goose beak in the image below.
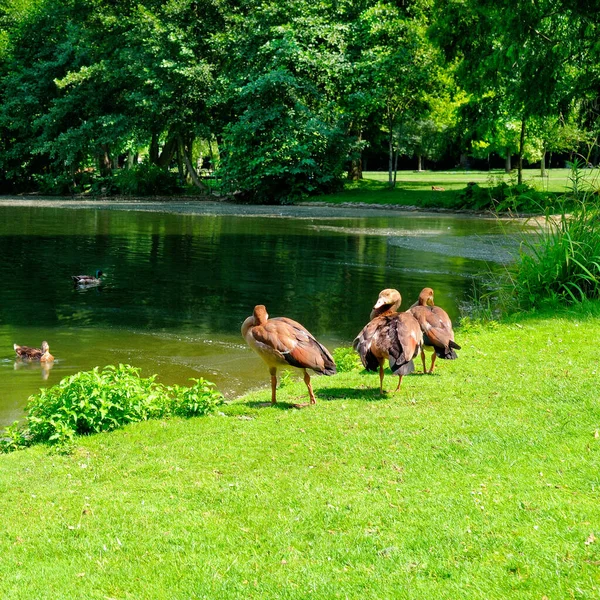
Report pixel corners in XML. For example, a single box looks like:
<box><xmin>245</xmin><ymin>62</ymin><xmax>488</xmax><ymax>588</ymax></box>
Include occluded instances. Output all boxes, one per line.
<box><xmin>373</xmin><ymin>297</ymin><xmax>387</xmax><ymax>309</ymax></box>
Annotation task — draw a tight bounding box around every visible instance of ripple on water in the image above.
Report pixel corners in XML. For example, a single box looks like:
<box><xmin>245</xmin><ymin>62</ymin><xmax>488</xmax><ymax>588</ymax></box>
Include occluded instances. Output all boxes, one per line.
<box><xmin>387</xmin><ymin>233</ymin><xmax>521</xmax><ymax>264</ymax></box>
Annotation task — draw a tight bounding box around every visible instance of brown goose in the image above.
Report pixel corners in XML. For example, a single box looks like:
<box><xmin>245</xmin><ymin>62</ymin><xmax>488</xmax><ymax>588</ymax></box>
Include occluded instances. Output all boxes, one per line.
<box><xmin>242</xmin><ymin>305</ymin><xmax>336</xmax><ymax>407</ymax></box>
<box><xmin>409</xmin><ymin>287</ymin><xmax>460</xmax><ymax>373</ymax></box>
<box><xmin>14</xmin><ymin>341</ymin><xmax>54</xmax><ymax>362</ymax></box>
<box><xmin>353</xmin><ymin>289</ymin><xmax>423</xmax><ymax>394</ymax></box>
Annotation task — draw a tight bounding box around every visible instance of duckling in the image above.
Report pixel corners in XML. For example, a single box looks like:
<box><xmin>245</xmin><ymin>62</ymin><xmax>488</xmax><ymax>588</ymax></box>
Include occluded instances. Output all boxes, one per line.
<box><xmin>242</xmin><ymin>305</ymin><xmax>336</xmax><ymax>407</ymax></box>
<box><xmin>14</xmin><ymin>341</ymin><xmax>54</xmax><ymax>362</ymax></box>
<box><xmin>72</xmin><ymin>270</ymin><xmax>103</xmax><ymax>286</ymax></box>
<box><xmin>353</xmin><ymin>289</ymin><xmax>423</xmax><ymax>394</ymax></box>
<box><xmin>408</xmin><ymin>287</ymin><xmax>460</xmax><ymax>373</ymax></box>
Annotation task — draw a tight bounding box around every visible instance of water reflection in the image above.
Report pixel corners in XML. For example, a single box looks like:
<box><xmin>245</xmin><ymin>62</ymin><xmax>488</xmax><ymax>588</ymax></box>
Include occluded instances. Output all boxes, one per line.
<box><xmin>14</xmin><ymin>359</ymin><xmax>53</xmax><ymax>381</ymax></box>
<box><xmin>0</xmin><ymin>202</ymin><xmax>526</xmax><ymax>425</ymax></box>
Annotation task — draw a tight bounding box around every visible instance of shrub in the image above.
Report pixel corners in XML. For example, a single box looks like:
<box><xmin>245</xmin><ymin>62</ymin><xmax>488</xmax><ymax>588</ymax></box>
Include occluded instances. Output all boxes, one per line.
<box><xmin>457</xmin><ymin>181</ymin><xmax>553</xmax><ymax>213</ymax></box>
<box><xmin>112</xmin><ymin>162</ymin><xmax>182</xmax><ymax>196</ymax></box>
<box><xmin>89</xmin><ymin>163</ymin><xmax>182</xmax><ymax>197</ymax></box>
<box><xmin>508</xmin><ymin>199</ymin><xmax>600</xmax><ymax>309</ymax></box>
<box><xmin>1</xmin><ymin>365</ymin><xmax>223</xmax><ymax>453</ymax></box>
<box><xmin>33</xmin><ymin>173</ymin><xmax>74</xmax><ymax>195</ymax></box>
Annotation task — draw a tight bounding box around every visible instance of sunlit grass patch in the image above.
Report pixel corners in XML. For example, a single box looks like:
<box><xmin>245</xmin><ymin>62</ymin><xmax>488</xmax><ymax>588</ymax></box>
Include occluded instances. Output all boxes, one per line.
<box><xmin>1</xmin><ymin>305</ymin><xmax>599</xmax><ymax>598</ymax></box>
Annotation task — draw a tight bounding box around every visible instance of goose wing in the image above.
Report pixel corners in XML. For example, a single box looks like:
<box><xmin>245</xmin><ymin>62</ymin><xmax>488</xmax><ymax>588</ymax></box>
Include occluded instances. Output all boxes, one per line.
<box><xmin>410</xmin><ymin>306</ymin><xmax>460</xmax><ymax>358</ymax></box>
<box><xmin>251</xmin><ymin>317</ymin><xmax>336</xmax><ymax>374</ymax></box>
<box><xmin>14</xmin><ymin>344</ymin><xmax>42</xmax><ymax>359</ymax></box>
<box><xmin>353</xmin><ymin>313</ymin><xmax>422</xmax><ymax>374</ymax></box>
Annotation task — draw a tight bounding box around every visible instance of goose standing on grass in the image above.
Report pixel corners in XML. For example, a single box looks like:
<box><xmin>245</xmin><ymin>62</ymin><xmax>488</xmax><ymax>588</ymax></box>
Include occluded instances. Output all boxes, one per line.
<box><xmin>72</xmin><ymin>270</ymin><xmax>103</xmax><ymax>286</ymax></box>
<box><xmin>353</xmin><ymin>289</ymin><xmax>422</xmax><ymax>394</ymax></box>
<box><xmin>14</xmin><ymin>341</ymin><xmax>54</xmax><ymax>362</ymax></box>
<box><xmin>242</xmin><ymin>305</ymin><xmax>336</xmax><ymax>408</ymax></box>
<box><xmin>408</xmin><ymin>287</ymin><xmax>460</xmax><ymax>374</ymax></box>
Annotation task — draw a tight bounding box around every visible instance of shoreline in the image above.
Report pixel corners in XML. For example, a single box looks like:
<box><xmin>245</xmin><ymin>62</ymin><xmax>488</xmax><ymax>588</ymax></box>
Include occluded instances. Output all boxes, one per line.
<box><xmin>0</xmin><ymin>195</ymin><xmax>539</xmax><ymax>221</ymax></box>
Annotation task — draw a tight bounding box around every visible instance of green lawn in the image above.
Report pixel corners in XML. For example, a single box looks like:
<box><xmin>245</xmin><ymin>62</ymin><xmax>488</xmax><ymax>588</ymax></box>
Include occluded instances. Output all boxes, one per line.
<box><xmin>309</xmin><ymin>168</ymin><xmax>600</xmax><ymax>208</ymax></box>
<box><xmin>1</xmin><ymin>304</ymin><xmax>600</xmax><ymax>598</ymax></box>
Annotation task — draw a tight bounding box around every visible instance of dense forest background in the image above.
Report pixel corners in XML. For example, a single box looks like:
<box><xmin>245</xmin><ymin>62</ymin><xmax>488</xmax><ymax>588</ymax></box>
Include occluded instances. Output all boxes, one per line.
<box><xmin>1</xmin><ymin>0</ymin><xmax>599</xmax><ymax>202</ymax></box>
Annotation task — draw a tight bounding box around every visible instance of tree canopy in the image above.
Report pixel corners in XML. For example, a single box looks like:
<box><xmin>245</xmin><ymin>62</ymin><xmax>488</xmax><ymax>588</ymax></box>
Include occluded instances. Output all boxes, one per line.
<box><xmin>0</xmin><ymin>0</ymin><xmax>598</xmax><ymax>201</ymax></box>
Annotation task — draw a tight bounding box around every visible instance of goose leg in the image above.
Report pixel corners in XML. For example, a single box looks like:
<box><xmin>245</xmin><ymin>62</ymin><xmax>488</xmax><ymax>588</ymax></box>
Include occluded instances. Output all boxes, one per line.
<box><xmin>258</xmin><ymin>368</ymin><xmax>278</xmax><ymax>407</ymax></box>
<box><xmin>420</xmin><ymin>350</ymin><xmax>427</xmax><ymax>373</ymax></box>
<box><xmin>379</xmin><ymin>364</ymin><xmax>385</xmax><ymax>395</ymax></box>
<box><xmin>429</xmin><ymin>353</ymin><xmax>437</xmax><ymax>374</ymax></box>
<box><xmin>394</xmin><ymin>375</ymin><xmax>403</xmax><ymax>392</ymax></box>
<box><xmin>270</xmin><ymin>368</ymin><xmax>277</xmax><ymax>403</ymax></box>
<box><xmin>293</xmin><ymin>370</ymin><xmax>316</xmax><ymax>408</ymax></box>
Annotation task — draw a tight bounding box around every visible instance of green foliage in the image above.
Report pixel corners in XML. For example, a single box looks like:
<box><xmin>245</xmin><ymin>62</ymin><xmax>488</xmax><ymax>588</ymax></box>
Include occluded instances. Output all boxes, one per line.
<box><xmin>457</xmin><ymin>181</ymin><xmax>553</xmax><ymax>212</ymax></box>
<box><xmin>168</xmin><ymin>378</ymin><xmax>225</xmax><ymax>418</ymax></box>
<box><xmin>332</xmin><ymin>346</ymin><xmax>362</xmax><ymax>373</ymax></box>
<box><xmin>32</xmin><ymin>172</ymin><xmax>74</xmax><ymax>196</ymax></box>
<box><xmin>110</xmin><ymin>163</ymin><xmax>182</xmax><ymax>196</ymax></box>
<box><xmin>1</xmin><ymin>364</ymin><xmax>223</xmax><ymax>453</ymax></box>
<box><xmin>508</xmin><ymin>199</ymin><xmax>600</xmax><ymax>309</ymax></box>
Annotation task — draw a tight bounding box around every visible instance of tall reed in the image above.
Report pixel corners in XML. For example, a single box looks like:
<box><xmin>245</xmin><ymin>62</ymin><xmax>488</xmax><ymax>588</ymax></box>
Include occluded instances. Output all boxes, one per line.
<box><xmin>510</xmin><ymin>199</ymin><xmax>600</xmax><ymax>308</ymax></box>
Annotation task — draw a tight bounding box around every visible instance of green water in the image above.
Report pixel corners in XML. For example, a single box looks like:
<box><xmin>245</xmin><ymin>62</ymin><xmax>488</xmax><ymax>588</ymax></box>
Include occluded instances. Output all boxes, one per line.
<box><xmin>0</xmin><ymin>200</ymin><xmax>522</xmax><ymax>425</ymax></box>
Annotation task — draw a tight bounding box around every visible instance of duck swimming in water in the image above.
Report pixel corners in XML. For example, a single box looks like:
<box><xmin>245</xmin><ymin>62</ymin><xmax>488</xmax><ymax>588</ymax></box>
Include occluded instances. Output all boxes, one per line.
<box><xmin>353</xmin><ymin>289</ymin><xmax>423</xmax><ymax>394</ymax></box>
<box><xmin>14</xmin><ymin>340</ymin><xmax>54</xmax><ymax>362</ymax></box>
<box><xmin>242</xmin><ymin>305</ymin><xmax>336</xmax><ymax>407</ymax></box>
<box><xmin>72</xmin><ymin>270</ymin><xmax>103</xmax><ymax>286</ymax></box>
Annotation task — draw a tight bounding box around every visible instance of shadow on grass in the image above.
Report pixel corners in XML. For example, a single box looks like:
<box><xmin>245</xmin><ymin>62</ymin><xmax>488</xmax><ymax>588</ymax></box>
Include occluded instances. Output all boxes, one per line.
<box><xmin>246</xmin><ymin>400</ymin><xmax>304</xmax><ymax>410</ymax></box>
<box><xmin>315</xmin><ymin>386</ymin><xmax>388</xmax><ymax>402</ymax></box>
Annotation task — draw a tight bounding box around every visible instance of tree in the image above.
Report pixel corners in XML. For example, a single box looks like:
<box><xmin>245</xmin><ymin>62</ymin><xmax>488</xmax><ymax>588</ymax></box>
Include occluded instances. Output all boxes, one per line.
<box><xmin>355</xmin><ymin>0</ymin><xmax>441</xmax><ymax>186</ymax></box>
<box><xmin>431</xmin><ymin>0</ymin><xmax>597</xmax><ymax>184</ymax></box>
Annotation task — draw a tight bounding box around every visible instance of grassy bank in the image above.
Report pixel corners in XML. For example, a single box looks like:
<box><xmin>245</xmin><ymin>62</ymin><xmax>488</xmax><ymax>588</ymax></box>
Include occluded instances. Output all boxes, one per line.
<box><xmin>310</xmin><ymin>168</ymin><xmax>599</xmax><ymax>210</ymax></box>
<box><xmin>1</xmin><ymin>304</ymin><xmax>600</xmax><ymax>599</ymax></box>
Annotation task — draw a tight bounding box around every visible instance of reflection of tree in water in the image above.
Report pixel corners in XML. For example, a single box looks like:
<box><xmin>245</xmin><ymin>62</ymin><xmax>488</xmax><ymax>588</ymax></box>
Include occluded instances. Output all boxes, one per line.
<box><xmin>0</xmin><ymin>207</ymin><xmax>518</xmax><ymax>340</ymax></box>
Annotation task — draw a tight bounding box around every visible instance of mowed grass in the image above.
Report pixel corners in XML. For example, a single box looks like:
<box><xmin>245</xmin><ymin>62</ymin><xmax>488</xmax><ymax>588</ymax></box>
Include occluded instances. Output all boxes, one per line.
<box><xmin>1</xmin><ymin>305</ymin><xmax>600</xmax><ymax>599</ymax></box>
<box><xmin>311</xmin><ymin>168</ymin><xmax>600</xmax><ymax>208</ymax></box>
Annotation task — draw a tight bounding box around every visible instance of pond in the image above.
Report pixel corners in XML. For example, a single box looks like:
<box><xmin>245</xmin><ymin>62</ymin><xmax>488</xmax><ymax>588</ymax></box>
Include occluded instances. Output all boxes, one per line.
<box><xmin>0</xmin><ymin>199</ymin><xmax>524</xmax><ymax>426</ymax></box>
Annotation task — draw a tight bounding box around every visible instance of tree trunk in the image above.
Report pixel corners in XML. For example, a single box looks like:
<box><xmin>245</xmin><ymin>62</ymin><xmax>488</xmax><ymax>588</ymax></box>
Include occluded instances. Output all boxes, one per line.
<box><xmin>505</xmin><ymin>149</ymin><xmax>511</xmax><ymax>173</ymax></box>
<box><xmin>417</xmin><ymin>154</ymin><xmax>423</xmax><ymax>172</ymax></box>
<box><xmin>393</xmin><ymin>149</ymin><xmax>398</xmax><ymax>186</ymax></box>
<box><xmin>176</xmin><ymin>144</ymin><xmax>185</xmax><ymax>184</ymax></box>
<box><xmin>127</xmin><ymin>152</ymin><xmax>135</xmax><ymax>169</ymax></box>
<box><xmin>388</xmin><ymin>129</ymin><xmax>394</xmax><ymax>187</ymax></box>
<box><xmin>517</xmin><ymin>117</ymin><xmax>526</xmax><ymax>185</ymax></box>
<box><xmin>540</xmin><ymin>150</ymin><xmax>546</xmax><ymax>178</ymax></box>
<box><xmin>177</xmin><ymin>136</ymin><xmax>209</xmax><ymax>191</ymax></box>
<box><xmin>149</xmin><ymin>134</ymin><xmax>159</xmax><ymax>165</ymax></box>
<box><xmin>157</xmin><ymin>137</ymin><xmax>177</xmax><ymax>169</ymax></box>
<box><xmin>347</xmin><ymin>132</ymin><xmax>363</xmax><ymax>181</ymax></box>
<box><xmin>99</xmin><ymin>145</ymin><xmax>112</xmax><ymax>176</ymax></box>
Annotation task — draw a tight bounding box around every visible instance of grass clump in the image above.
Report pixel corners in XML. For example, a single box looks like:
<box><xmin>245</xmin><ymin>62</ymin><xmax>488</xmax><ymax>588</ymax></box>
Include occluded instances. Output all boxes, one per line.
<box><xmin>0</xmin><ymin>364</ymin><xmax>223</xmax><ymax>453</ymax></box>
<box><xmin>510</xmin><ymin>199</ymin><xmax>600</xmax><ymax>309</ymax></box>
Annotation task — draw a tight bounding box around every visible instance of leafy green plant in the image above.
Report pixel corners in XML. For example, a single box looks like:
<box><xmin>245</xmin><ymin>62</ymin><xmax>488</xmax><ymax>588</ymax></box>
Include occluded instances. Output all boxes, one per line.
<box><xmin>332</xmin><ymin>346</ymin><xmax>362</xmax><ymax>373</ymax></box>
<box><xmin>168</xmin><ymin>378</ymin><xmax>224</xmax><ymax>418</ymax></box>
<box><xmin>1</xmin><ymin>365</ymin><xmax>223</xmax><ymax>453</ymax></box>
<box><xmin>111</xmin><ymin>162</ymin><xmax>182</xmax><ymax>196</ymax></box>
<box><xmin>32</xmin><ymin>173</ymin><xmax>74</xmax><ymax>196</ymax></box>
